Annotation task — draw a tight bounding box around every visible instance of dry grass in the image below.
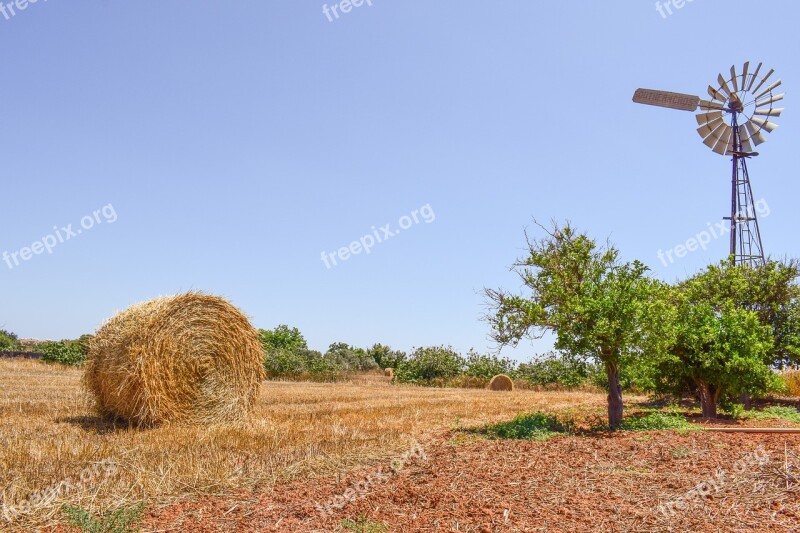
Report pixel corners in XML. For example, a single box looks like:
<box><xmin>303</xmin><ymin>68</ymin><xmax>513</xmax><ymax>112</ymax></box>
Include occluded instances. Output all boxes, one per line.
<box><xmin>0</xmin><ymin>359</ymin><xmax>611</xmax><ymax>530</ymax></box>
<box><xmin>85</xmin><ymin>292</ymin><xmax>264</xmax><ymax>426</ymax></box>
<box><xmin>487</xmin><ymin>374</ymin><xmax>514</xmax><ymax>391</ymax></box>
<box><xmin>782</xmin><ymin>369</ymin><xmax>800</xmax><ymax>397</ymax></box>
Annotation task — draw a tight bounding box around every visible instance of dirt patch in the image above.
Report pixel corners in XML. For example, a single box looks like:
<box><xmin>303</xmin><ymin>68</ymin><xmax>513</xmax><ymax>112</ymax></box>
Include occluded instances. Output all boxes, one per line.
<box><xmin>138</xmin><ymin>429</ymin><xmax>799</xmax><ymax>532</ymax></box>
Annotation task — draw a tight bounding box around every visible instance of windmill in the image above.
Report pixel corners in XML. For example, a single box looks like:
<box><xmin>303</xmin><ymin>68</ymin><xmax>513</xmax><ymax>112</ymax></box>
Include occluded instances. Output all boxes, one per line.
<box><xmin>633</xmin><ymin>62</ymin><xmax>784</xmax><ymax>267</ymax></box>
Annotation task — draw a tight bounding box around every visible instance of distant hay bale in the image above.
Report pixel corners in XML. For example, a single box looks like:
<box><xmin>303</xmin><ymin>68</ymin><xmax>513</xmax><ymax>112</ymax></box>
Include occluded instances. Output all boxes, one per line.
<box><xmin>384</xmin><ymin>368</ymin><xmax>394</xmax><ymax>378</ymax></box>
<box><xmin>84</xmin><ymin>292</ymin><xmax>265</xmax><ymax>426</ymax></box>
<box><xmin>487</xmin><ymin>374</ymin><xmax>514</xmax><ymax>392</ymax></box>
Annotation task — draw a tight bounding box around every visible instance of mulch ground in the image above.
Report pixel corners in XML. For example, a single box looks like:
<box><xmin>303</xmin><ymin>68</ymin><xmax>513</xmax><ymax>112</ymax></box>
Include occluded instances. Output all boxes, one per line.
<box><xmin>137</xmin><ymin>428</ymin><xmax>800</xmax><ymax>533</ymax></box>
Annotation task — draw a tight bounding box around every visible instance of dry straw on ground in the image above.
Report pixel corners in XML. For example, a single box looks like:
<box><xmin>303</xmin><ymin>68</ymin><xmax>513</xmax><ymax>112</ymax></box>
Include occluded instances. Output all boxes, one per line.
<box><xmin>487</xmin><ymin>374</ymin><xmax>514</xmax><ymax>391</ymax></box>
<box><xmin>384</xmin><ymin>368</ymin><xmax>394</xmax><ymax>378</ymax></box>
<box><xmin>84</xmin><ymin>292</ymin><xmax>264</xmax><ymax>426</ymax></box>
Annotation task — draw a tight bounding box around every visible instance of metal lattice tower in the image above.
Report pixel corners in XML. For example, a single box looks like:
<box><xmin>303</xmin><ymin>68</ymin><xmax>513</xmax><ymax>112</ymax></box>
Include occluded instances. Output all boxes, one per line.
<box><xmin>632</xmin><ymin>62</ymin><xmax>784</xmax><ymax>267</ymax></box>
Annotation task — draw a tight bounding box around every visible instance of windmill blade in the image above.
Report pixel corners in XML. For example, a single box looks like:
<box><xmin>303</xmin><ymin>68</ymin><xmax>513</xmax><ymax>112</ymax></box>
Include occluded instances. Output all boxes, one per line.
<box><xmin>738</xmin><ymin>124</ymin><xmax>754</xmax><ymax>153</ymax></box>
<box><xmin>698</xmin><ymin>99</ymin><xmax>725</xmax><ymax>110</ymax></box>
<box><xmin>718</xmin><ymin>74</ymin><xmax>733</xmax><ymax>97</ymax></box>
<box><xmin>712</xmin><ymin>125</ymin><xmax>733</xmax><ymax>155</ymax></box>
<box><xmin>696</xmin><ymin>111</ymin><xmax>723</xmax><ymax>125</ymax></box>
<box><xmin>745</xmin><ymin>120</ymin><xmax>768</xmax><ymax>146</ymax></box>
<box><xmin>750</xmin><ymin>116</ymin><xmax>780</xmax><ymax>133</ymax></box>
<box><xmin>697</xmin><ymin>117</ymin><xmax>725</xmax><ymax>138</ymax></box>
<box><xmin>754</xmin><ymin>107</ymin><xmax>784</xmax><ymax>118</ymax></box>
<box><xmin>703</xmin><ymin>122</ymin><xmax>729</xmax><ymax>150</ymax></box>
<box><xmin>731</xmin><ymin>65</ymin><xmax>739</xmax><ymax>92</ymax></box>
<box><xmin>757</xmin><ymin>93</ymin><xmax>785</xmax><ymax>107</ymax></box>
<box><xmin>751</xmin><ymin>68</ymin><xmax>775</xmax><ymax>95</ymax></box>
<box><xmin>755</xmin><ymin>80</ymin><xmax>782</xmax><ymax>100</ymax></box>
<box><xmin>708</xmin><ymin>85</ymin><xmax>726</xmax><ymax>102</ymax></box>
<box><xmin>746</xmin><ymin>62</ymin><xmax>763</xmax><ymax>91</ymax></box>
<box><xmin>632</xmin><ymin>88</ymin><xmax>700</xmax><ymax>111</ymax></box>
<box><xmin>741</xmin><ymin>62</ymin><xmax>750</xmax><ymax>89</ymax></box>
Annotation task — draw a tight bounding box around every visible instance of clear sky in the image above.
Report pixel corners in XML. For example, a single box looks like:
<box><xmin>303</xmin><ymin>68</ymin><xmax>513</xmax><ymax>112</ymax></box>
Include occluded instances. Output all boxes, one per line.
<box><xmin>1</xmin><ymin>1</ymin><xmax>797</xmax><ymax>361</ymax></box>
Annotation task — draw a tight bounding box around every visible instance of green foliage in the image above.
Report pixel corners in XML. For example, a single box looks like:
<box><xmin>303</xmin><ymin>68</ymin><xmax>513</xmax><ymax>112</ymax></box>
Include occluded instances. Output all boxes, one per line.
<box><xmin>366</xmin><ymin>343</ymin><xmax>406</xmax><ymax>370</ymax></box>
<box><xmin>258</xmin><ymin>325</ymin><xmax>308</xmax><ymax>352</ymax></box>
<box><xmin>516</xmin><ymin>351</ymin><xmax>589</xmax><ymax>388</ymax></box>
<box><xmin>264</xmin><ymin>348</ymin><xmax>342</xmax><ymax>381</ymax></box>
<box><xmin>0</xmin><ymin>329</ymin><xmax>19</xmax><ymax>351</ymax></box>
<box><xmin>62</xmin><ymin>503</ymin><xmax>144</xmax><ymax>533</ymax></box>
<box><xmin>463</xmin><ymin>350</ymin><xmax>516</xmax><ymax>379</ymax></box>
<box><xmin>468</xmin><ymin>412</ymin><xmax>571</xmax><ymax>441</ymax></box>
<box><xmin>325</xmin><ymin>342</ymin><xmax>377</xmax><ymax>371</ymax></box>
<box><xmin>619</xmin><ymin>412</ymin><xmax>698</xmax><ymax>432</ymax></box>
<box><xmin>748</xmin><ymin>406</ymin><xmax>800</xmax><ymax>424</ymax></box>
<box><xmin>40</xmin><ymin>339</ymin><xmax>88</xmax><ymax>366</ymax></box>
<box><xmin>652</xmin><ymin>261</ymin><xmax>786</xmax><ymax>417</ymax></box>
<box><xmin>394</xmin><ymin>346</ymin><xmax>465</xmax><ymax>383</ymax></box>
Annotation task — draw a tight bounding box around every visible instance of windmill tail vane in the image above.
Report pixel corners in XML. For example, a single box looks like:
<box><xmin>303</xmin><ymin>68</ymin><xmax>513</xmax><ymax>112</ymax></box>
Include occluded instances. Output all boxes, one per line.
<box><xmin>632</xmin><ymin>61</ymin><xmax>785</xmax><ymax>267</ymax></box>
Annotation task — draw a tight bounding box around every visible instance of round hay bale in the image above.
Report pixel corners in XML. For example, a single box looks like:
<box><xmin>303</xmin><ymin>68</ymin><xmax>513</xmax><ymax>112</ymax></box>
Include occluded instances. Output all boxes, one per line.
<box><xmin>487</xmin><ymin>374</ymin><xmax>514</xmax><ymax>392</ymax></box>
<box><xmin>84</xmin><ymin>292</ymin><xmax>264</xmax><ymax>426</ymax></box>
<box><xmin>384</xmin><ymin>368</ymin><xmax>394</xmax><ymax>378</ymax></box>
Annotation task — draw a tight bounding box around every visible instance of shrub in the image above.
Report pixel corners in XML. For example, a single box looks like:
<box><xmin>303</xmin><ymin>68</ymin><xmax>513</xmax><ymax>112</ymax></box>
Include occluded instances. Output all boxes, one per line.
<box><xmin>463</xmin><ymin>350</ymin><xmax>516</xmax><ymax>379</ymax></box>
<box><xmin>620</xmin><ymin>412</ymin><xmax>698</xmax><ymax>431</ymax></box>
<box><xmin>264</xmin><ymin>348</ymin><xmax>343</xmax><ymax>381</ymax></box>
<box><xmin>0</xmin><ymin>329</ymin><xmax>19</xmax><ymax>351</ymax></box>
<box><xmin>325</xmin><ymin>342</ymin><xmax>377</xmax><ymax>371</ymax></box>
<box><xmin>468</xmin><ymin>412</ymin><xmax>571</xmax><ymax>441</ymax></box>
<box><xmin>40</xmin><ymin>339</ymin><xmax>88</xmax><ymax>366</ymax></box>
<box><xmin>516</xmin><ymin>351</ymin><xmax>589</xmax><ymax>388</ymax></box>
<box><xmin>367</xmin><ymin>343</ymin><xmax>406</xmax><ymax>370</ymax></box>
<box><xmin>395</xmin><ymin>346</ymin><xmax>465</xmax><ymax>383</ymax></box>
<box><xmin>782</xmin><ymin>370</ymin><xmax>800</xmax><ymax>397</ymax></box>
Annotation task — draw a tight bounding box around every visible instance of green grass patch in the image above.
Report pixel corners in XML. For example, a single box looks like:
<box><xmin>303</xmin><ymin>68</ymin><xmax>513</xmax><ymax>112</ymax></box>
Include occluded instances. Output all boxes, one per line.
<box><xmin>620</xmin><ymin>411</ymin><xmax>698</xmax><ymax>431</ymax></box>
<box><xmin>748</xmin><ymin>406</ymin><xmax>800</xmax><ymax>424</ymax></box>
<box><xmin>62</xmin><ymin>503</ymin><xmax>144</xmax><ymax>533</ymax></box>
<box><xmin>466</xmin><ymin>412</ymin><xmax>572</xmax><ymax>441</ymax></box>
<box><xmin>341</xmin><ymin>516</ymin><xmax>389</xmax><ymax>533</ymax></box>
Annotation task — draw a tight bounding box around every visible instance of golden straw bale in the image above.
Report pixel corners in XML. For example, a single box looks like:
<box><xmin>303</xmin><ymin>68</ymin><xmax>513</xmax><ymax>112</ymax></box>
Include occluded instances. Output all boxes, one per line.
<box><xmin>487</xmin><ymin>374</ymin><xmax>514</xmax><ymax>392</ymax></box>
<box><xmin>384</xmin><ymin>368</ymin><xmax>394</xmax><ymax>378</ymax></box>
<box><xmin>84</xmin><ymin>292</ymin><xmax>264</xmax><ymax>426</ymax></box>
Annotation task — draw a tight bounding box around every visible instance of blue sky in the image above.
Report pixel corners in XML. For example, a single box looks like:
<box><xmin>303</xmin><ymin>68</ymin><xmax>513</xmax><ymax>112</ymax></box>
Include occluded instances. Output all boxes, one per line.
<box><xmin>1</xmin><ymin>1</ymin><xmax>797</xmax><ymax>360</ymax></box>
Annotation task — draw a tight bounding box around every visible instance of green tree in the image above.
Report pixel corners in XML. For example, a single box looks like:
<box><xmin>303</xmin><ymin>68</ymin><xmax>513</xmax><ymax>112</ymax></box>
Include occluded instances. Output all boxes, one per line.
<box><xmin>463</xmin><ymin>350</ymin><xmax>516</xmax><ymax>379</ymax></box>
<box><xmin>366</xmin><ymin>343</ymin><xmax>406</xmax><ymax>369</ymax></box>
<box><xmin>0</xmin><ymin>329</ymin><xmax>19</xmax><ymax>351</ymax></box>
<box><xmin>484</xmin><ymin>222</ymin><xmax>660</xmax><ymax>429</ymax></box>
<box><xmin>325</xmin><ymin>342</ymin><xmax>377</xmax><ymax>371</ymax></box>
<box><xmin>653</xmin><ymin>261</ymin><xmax>790</xmax><ymax>417</ymax></box>
<box><xmin>395</xmin><ymin>346</ymin><xmax>465</xmax><ymax>383</ymax></box>
<box><xmin>258</xmin><ymin>325</ymin><xmax>308</xmax><ymax>353</ymax></box>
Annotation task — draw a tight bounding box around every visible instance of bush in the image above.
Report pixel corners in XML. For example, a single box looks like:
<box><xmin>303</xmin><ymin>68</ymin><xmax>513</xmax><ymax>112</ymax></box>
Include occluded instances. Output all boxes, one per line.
<box><xmin>620</xmin><ymin>412</ymin><xmax>698</xmax><ymax>431</ymax></box>
<box><xmin>325</xmin><ymin>342</ymin><xmax>377</xmax><ymax>371</ymax></box>
<box><xmin>40</xmin><ymin>339</ymin><xmax>88</xmax><ymax>366</ymax></box>
<box><xmin>782</xmin><ymin>370</ymin><xmax>800</xmax><ymax>397</ymax></box>
<box><xmin>367</xmin><ymin>343</ymin><xmax>406</xmax><ymax>370</ymax></box>
<box><xmin>463</xmin><ymin>350</ymin><xmax>516</xmax><ymax>379</ymax></box>
<box><xmin>516</xmin><ymin>351</ymin><xmax>589</xmax><ymax>388</ymax></box>
<box><xmin>395</xmin><ymin>346</ymin><xmax>465</xmax><ymax>384</ymax></box>
<box><xmin>468</xmin><ymin>412</ymin><xmax>572</xmax><ymax>441</ymax></box>
<box><xmin>264</xmin><ymin>348</ymin><xmax>343</xmax><ymax>381</ymax></box>
<box><xmin>0</xmin><ymin>329</ymin><xmax>19</xmax><ymax>351</ymax></box>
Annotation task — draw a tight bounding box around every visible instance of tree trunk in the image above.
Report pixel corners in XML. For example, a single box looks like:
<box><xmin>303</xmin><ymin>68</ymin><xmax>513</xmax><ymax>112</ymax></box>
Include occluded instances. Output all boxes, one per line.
<box><xmin>606</xmin><ymin>362</ymin><xmax>624</xmax><ymax>429</ymax></box>
<box><xmin>696</xmin><ymin>381</ymin><xmax>720</xmax><ymax>418</ymax></box>
<box><xmin>739</xmin><ymin>393</ymin><xmax>753</xmax><ymax>410</ymax></box>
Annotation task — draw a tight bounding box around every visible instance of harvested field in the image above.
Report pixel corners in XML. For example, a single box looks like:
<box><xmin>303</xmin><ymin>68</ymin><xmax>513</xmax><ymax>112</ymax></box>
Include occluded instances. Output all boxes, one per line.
<box><xmin>1</xmin><ymin>359</ymin><xmax>799</xmax><ymax>532</ymax></box>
